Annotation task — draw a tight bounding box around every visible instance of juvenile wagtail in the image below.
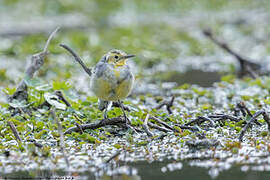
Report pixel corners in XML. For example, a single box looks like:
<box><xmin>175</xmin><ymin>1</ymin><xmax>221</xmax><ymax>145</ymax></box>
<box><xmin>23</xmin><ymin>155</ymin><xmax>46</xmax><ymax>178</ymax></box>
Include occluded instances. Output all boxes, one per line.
<box><xmin>90</xmin><ymin>49</ymin><xmax>135</xmax><ymax>123</ymax></box>
<box><xmin>60</xmin><ymin>45</ymin><xmax>135</xmax><ymax>124</ymax></box>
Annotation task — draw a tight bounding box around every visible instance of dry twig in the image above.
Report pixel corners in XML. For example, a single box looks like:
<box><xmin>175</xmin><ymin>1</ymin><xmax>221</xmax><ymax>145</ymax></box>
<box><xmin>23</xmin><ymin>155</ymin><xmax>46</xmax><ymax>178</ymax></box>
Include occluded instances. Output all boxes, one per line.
<box><xmin>262</xmin><ymin>112</ymin><xmax>270</xmax><ymax>132</ymax></box>
<box><xmin>8</xmin><ymin>119</ymin><xmax>43</xmax><ymax>148</ymax></box>
<box><xmin>203</xmin><ymin>29</ymin><xmax>260</xmax><ymax>78</ymax></box>
<box><xmin>59</xmin><ymin>44</ymin><xmax>92</xmax><ymax>76</ymax></box>
<box><xmin>236</xmin><ymin>102</ymin><xmax>261</xmax><ymax>125</ymax></box>
<box><xmin>142</xmin><ymin>114</ymin><xmax>154</xmax><ymax>137</ymax></box>
<box><xmin>208</xmin><ymin>114</ymin><xmax>242</xmax><ymax>122</ymax></box>
<box><xmin>185</xmin><ymin>116</ymin><xmax>215</xmax><ymax>127</ymax></box>
<box><xmin>75</xmin><ymin>122</ymin><xmax>84</xmax><ymax>134</ymax></box>
<box><xmin>239</xmin><ymin>110</ymin><xmax>270</xmax><ymax>142</ymax></box>
<box><xmin>147</xmin><ymin>122</ymin><xmax>172</xmax><ymax>133</ymax></box>
<box><xmin>73</xmin><ymin>114</ymin><xmax>84</xmax><ymax>134</ymax></box>
<box><xmin>150</xmin><ymin>116</ymin><xmax>176</xmax><ymax>131</ymax></box>
<box><xmin>7</xmin><ymin>121</ymin><xmax>22</xmax><ymax>142</ymax></box>
<box><xmin>64</xmin><ymin>116</ymin><xmax>126</xmax><ymax>135</ymax></box>
<box><xmin>105</xmin><ymin>150</ymin><xmax>122</xmax><ymax>163</ymax></box>
<box><xmin>155</xmin><ymin>96</ymin><xmax>175</xmax><ymax>114</ymax></box>
<box><xmin>176</xmin><ymin>125</ymin><xmax>200</xmax><ymax>132</ymax></box>
<box><xmin>27</xmin><ymin>139</ymin><xmax>43</xmax><ymax>148</ymax></box>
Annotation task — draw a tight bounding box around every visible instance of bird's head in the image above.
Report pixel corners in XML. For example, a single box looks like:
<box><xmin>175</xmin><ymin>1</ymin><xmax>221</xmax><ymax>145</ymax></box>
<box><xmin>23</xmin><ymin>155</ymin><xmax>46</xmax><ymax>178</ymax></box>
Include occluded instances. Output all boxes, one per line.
<box><xmin>104</xmin><ymin>49</ymin><xmax>135</xmax><ymax>67</ymax></box>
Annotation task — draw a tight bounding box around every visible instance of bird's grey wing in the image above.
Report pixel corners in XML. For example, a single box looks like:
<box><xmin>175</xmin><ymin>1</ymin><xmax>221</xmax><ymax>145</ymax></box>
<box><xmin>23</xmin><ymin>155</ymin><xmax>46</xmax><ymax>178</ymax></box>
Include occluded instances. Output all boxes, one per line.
<box><xmin>93</xmin><ymin>62</ymin><xmax>108</xmax><ymax>78</ymax></box>
<box><xmin>117</xmin><ymin>65</ymin><xmax>134</xmax><ymax>84</ymax></box>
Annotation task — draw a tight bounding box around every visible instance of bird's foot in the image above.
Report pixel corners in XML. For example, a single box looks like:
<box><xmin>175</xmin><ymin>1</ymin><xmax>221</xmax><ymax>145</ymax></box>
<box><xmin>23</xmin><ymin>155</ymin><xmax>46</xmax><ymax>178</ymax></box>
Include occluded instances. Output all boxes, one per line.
<box><xmin>112</xmin><ymin>102</ymin><xmax>130</xmax><ymax>111</ymax></box>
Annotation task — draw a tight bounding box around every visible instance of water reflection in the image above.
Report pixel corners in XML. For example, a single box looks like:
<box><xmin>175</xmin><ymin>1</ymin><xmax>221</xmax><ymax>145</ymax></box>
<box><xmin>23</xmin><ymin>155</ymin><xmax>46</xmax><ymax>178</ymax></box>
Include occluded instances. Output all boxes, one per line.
<box><xmin>154</xmin><ymin>70</ymin><xmax>221</xmax><ymax>87</ymax></box>
<box><xmin>2</xmin><ymin>161</ymin><xmax>270</xmax><ymax>180</ymax></box>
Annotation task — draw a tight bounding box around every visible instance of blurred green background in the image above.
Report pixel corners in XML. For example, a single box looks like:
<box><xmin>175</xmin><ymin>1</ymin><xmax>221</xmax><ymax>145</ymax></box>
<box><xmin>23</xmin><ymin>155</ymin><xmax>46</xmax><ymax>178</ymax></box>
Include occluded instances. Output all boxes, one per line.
<box><xmin>1</xmin><ymin>0</ymin><xmax>270</xmax><ymax>94</ymax></box>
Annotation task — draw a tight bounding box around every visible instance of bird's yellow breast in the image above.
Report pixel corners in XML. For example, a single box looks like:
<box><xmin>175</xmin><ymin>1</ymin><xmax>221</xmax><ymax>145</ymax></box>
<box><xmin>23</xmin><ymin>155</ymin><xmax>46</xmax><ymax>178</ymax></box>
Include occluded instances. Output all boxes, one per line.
<box><xmin>90</xmin><ymin>65</ymin><xmax>134</xmax><ymax>101</ymax></box>
<box><xmin>115</xmin><ymin>79</ymin><xmax>133</xmax><ymax>99</ymax></box>
<box><xmin>93</xmin><ymin>78</ymin><xmax>112</xmax><ymax>100</ymax></box>
<box><xmin>92</xmin><ymin>77</ymin><xmax>133</xmax><ymax>101</ymax></box>
<box><xmin>113</xmin><ymin>69</ymin><xmax>121</xmax><ymax>78</ymax></box>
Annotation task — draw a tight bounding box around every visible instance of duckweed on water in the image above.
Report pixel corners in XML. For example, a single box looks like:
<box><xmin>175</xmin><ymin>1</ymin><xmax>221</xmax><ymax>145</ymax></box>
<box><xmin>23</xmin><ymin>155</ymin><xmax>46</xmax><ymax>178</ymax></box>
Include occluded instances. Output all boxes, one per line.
<box><xmin>1</xmin><ymin>0</ymin><xmax>270</xmax><ymax>179</ymax></box>
<box><xmin>1</xmin><ymin>75</ymin><xmax>270</xmax><ymax>178</ymax></box>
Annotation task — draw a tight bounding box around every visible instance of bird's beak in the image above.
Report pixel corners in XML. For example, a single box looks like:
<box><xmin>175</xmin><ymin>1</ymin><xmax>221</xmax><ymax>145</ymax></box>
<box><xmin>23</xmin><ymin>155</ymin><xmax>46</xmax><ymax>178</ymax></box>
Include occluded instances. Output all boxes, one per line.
<box><xmin>116</xmin><ymin>54</ymin><xmax>135</xmax><ymax>66</ymax></box>
<box><xmin>122</xmin><ymin>54</ymin><xmax>135</xmax><ymax>60</ymax></box>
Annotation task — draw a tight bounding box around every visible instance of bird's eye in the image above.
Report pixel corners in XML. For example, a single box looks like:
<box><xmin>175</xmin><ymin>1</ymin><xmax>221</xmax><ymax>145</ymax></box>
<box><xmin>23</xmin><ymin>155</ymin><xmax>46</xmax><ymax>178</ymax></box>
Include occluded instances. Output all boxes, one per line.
<box><xmin>114</xmin><ymin>55</ymin><xmax>119</xmax><ymax>59</ymax></box>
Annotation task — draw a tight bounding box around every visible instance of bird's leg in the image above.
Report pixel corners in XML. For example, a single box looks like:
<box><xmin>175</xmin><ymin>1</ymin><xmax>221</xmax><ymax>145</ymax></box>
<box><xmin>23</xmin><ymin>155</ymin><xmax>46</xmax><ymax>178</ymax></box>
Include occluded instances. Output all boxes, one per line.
<box><xmin>103</xmin><ymin>101</ymin><xmax>112</xmax><ymax>119</ymax></box>
<box><xmin>104</xmin><ymin>107</ymin><xmax>108</xmax><ymax>119</ymax></box>
<box><xmin>118</xmin><ymin>100</ymin><xmax>131</xmax><ymax>125</ymax></box>
<box><xmin>98</xmin><ymin>99</ymin><xmax>112</xmax><ymax>120</ymax></box>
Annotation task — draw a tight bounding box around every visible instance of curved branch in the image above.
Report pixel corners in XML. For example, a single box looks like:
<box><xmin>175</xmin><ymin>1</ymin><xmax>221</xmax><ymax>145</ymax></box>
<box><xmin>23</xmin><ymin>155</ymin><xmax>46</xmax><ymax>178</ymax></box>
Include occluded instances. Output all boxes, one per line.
<box><xmin>64</xmin><ymin>116</ymin><xmax>126</xmax><ymax>135</ymax></box>
<box><xmin>203</xmin><ymin>29</ymin><xmax>260</xmax><ymax>78</ymax></box>
<box><xmin>60</xmin><ymin>44</ymin><xmax>92</xmax><ymax>76</ymax></box>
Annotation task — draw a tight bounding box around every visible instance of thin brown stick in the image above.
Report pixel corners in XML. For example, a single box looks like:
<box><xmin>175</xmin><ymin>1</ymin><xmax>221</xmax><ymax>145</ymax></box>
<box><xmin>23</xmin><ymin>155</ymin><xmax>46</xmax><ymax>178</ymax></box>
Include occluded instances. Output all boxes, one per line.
<box><xmin>75</xmin><ymin>122</ymin><xmax>84</xmax><ymax>134</ymax></box>
<box><xmin>8</xmin><ymin>120</ymin><xmax>44</xmax><ymax>148</ymax></box>
<box><xmin>7</xmin><ymin>121</ymin><xmax>22</xmax><ymax>142</ymax></box>
<box><xmin>51</xmin><ymin>109</ymin><xmax>70</xmax><ymax>167</ymax></box>
<box><xmin>147</xmin><ymin>122</ymin><xmax>172</xmax><ymax>133</ymax></box>
<box><xmin>142</xmin><ymin>114</ymin><xmax>154</xmax><ymax>137</ymax></box>
<box><xmin>166</xmin><ymin>96</ymin><xmax>175</xmax><ymax>114</ymax></box>
<box><xmin>64</xmin><ymin>116</ymin><xmax>126</xmax><ymax>135</ymax></box>
<box><xmin>262</xmin><ymin>111</ymin><xmax>270</xmax><ymax>132</ymax></box>
<box><xmin>59</xmin><ymin>44</ymin><xmax>92</xmax><ymax>76</ymax></box>
<box><xmin>237</xmin><ymin>102</ymin><xmax>261</xmax><ymax>125</ymax></box>
<box><xmin>73</xmin><ymin>113</ymin><xmax>84</xmax><ymax>134</ymax></box>
<box><xmin>236</xmin><ymin>102</ymin><xmax>247</xmax><ymax>117</ymax></box>
<box><xmin>105</xmin><ymin>150</ymin><xmax>122</xmax><ymax>163</ymax></box>
<box><xmin>27</xmin><ymin>139</ymin><xmax>43</xmax><ymax>148</ymax></box>
<box><xmin>155</xmin><ymin>96</ymin><xmax>175</xmax><ymax>114</ymax></box>
<box><xmin>185</xmin><ymin>116</ymin><xmax>215</xmax><ymax>127</ymax></box>
<box><xmin>203</xmin><ymin>29</ymin><xmax>260</xmax><ymax>78</ymax></box>
<box><xmin>237</xmin><ymin>102</ymin><xmax>252</xmax><ymax>117</ymax></box>
<box><xmin>150</xmin><ymin>116</ymin><xmax>175</xmax><ymax>131</ymax></box>
<box><xmin>208</xmin><ymin>114</ymin><xmax>242</xmax><ymax>122</ymax></box>
<box><xmin>74</xmin><ymin>114</ymin><xmax>83</xmax><ymax>124</ymax></box>
<box><xmin>33</xmin><ymin>141</ymin><xmax>43</xmax><ymax>148</ymax></box>
<box><xmin>175</xmin><ymin>125</ymin><xmax>200</xmax><ymax>132</ymax></box>
<box><xmin>239</xmin><ymin>110</ymin><xmax>264</xmax><ymax>142</ymax></box>
<box><xmin>186</xmin><ymin>139</ymin><xmax>219</xmax><ymax>149</ymax></box>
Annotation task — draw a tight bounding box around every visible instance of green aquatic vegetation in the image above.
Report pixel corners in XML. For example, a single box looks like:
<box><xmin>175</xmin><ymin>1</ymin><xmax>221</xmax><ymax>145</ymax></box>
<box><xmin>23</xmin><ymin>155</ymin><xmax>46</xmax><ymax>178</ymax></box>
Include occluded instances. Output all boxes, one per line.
<box><xmin>1</xmin><ymin>0</ymin><xmax>270</xmax><ymax>179</ymax></box>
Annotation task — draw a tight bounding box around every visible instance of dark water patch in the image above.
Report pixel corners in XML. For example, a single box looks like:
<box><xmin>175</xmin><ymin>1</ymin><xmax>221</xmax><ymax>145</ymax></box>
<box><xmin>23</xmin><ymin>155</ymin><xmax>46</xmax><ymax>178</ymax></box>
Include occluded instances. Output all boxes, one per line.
<box><xmin>0</xmin><ymin>169</ymin><xmax>68</xmax><ymax>179</ymax></box>
<box><xmin>2</xmin><ymin>161</ymin><xmax>270</xmax><ymax>180</ymax></box>
<box><xmin>154</xmin><ymin>70</ymin><xmax>221</xmax><ymax>87</ymax></box>
<box><xmin>129</xmin><ymin>161</ymin><xmax>270</xmax><ymax>180</ymax></box>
